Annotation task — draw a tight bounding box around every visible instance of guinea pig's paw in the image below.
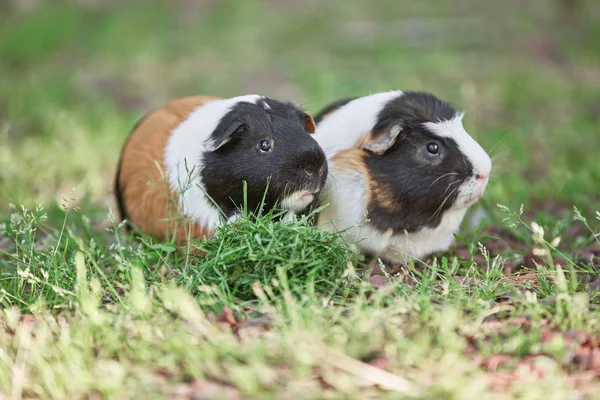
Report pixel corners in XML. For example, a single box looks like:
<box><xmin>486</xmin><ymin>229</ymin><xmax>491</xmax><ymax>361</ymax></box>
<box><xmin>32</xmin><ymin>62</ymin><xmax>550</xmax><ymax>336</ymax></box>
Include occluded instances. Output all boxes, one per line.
<box><xmin>226</xmin><ymin>212</ymin><xmax>242</xmax><ymax>224</ymax></box>
<box><xmin>282</xmin><ymin>211</ymin><xmax>296</xmax><ymax>223</ymax></box>
<box><xmin>213</xmin><ymin>212</ymin><xmax>241</xmax><ymax>235</ymax></box>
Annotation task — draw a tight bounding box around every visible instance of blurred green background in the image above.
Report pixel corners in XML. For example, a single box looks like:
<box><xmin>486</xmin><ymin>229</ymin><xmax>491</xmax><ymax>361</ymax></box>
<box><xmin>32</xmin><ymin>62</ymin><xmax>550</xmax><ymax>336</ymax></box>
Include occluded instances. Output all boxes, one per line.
<box><xmin>1</xmin><ymin>0</ymin><xmax>599</xmax><ymax>219</ymax></box>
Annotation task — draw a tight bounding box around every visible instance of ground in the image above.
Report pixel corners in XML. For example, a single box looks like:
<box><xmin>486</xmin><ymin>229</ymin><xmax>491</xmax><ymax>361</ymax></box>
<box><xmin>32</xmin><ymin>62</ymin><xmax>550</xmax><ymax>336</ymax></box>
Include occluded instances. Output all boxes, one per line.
<box><xmin>1</xmin><ymin>0</ymin><xmax>600</xmax><ymax>398</ymax></box>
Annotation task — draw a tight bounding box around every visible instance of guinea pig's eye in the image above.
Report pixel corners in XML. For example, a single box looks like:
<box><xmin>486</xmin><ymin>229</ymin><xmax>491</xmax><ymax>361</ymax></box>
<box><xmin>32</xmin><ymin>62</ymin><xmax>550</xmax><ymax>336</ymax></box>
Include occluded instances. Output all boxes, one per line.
<box><xmin>258</xmin><ymin>139</ymin><xmax>272</xmax><ymax>153</ymax></box>
<box><xmin>426</xmin><ymin>142</ymin><xmax>439</xmax><ymax>155</ymax></box>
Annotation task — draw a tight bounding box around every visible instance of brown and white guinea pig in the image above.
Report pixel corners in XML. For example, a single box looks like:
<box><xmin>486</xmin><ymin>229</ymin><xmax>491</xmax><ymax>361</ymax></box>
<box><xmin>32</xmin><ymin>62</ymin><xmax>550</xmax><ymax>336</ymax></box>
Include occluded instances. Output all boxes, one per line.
<box><xmin>115</xmin><ymin>94</ymin><xmax>327</xmax><ymax>244</ymax></box>
<box><xmin>312</xmin><ymin>91</ymin><xmax>492</xmax><ymax>264</ymax></box>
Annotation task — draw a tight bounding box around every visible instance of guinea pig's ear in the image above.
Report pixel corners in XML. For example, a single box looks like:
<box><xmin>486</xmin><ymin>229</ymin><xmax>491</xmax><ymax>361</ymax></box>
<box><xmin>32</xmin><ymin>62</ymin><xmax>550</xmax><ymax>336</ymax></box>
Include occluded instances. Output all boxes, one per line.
<box><xmin>205</xmin><ymin>120</ymin><xmax>245</xmax><ymax>152</ymax></box>
<box><xmin>302</xmin><ymin>112</ymin><xmax>316</xmax><ymax>134</ymax></box>
<box><xmin>362</xmin><ymin>124</ymin><xmax>402</xmax><ymax>155</ymax></box>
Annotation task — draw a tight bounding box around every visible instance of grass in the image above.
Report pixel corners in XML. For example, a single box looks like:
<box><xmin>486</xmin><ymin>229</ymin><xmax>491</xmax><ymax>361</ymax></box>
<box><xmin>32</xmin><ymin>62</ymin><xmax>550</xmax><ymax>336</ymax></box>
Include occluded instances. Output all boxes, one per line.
<box><xmin>2</xmin><ymin>204</ymin><xmax>599</xmax><ymax>398</ymax></box>
<box><xmin>180</xmin><ymin>208</ymin><xmax>351</xmax><ymax>301</ymax></box>
<box><xmin>1</xmin><ymin>0</ymin><xmax>600</xmax><ymax>398</ymax></box>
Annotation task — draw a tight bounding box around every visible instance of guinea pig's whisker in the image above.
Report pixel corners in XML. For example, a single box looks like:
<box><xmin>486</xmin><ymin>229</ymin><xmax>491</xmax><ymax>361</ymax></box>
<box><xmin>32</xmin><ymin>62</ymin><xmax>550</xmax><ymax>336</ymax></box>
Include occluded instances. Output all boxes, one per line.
<box><xmin>487</xmin><ymin>160</ymin><xmax>506</xmax><ymax>172</ymax></box>
<box><xmin>441</xmin><ymin>179</ymin><xmax>461</xmax><ymax>196</ymax></box>
<box><xmin>283</xmin><ymin>181</ymin><xmax>291</xmax><ymax>200</ymax></box>
<box><xmin>488</xmin><ymin>166</ymin><xmax>507</xmax><ymax>174</ymax></box>
<box><xmin>487</xmin><ymin>140</ymin><xmax>507</xmax><ymax>158</ymax></box>
<box><xmin>490</xmin><ymin>147</ymin><xmax>509</xmax><ymax>157</ymax></box>
<box><xmin>488</xmin><ymin>176</ymin><xmax>502</xmax><ymax>184</ymax></box>
<box><xmin>490</xmin><ymin>151</ymin><xmax>510</xmax><ymax>164</ymax></box>
<box><xmin>431</xmin><ymin>187</ymin><xmax>459</xmax><ymax>221</ymax></box>
<box><xmin>430</xmin><ymin>186</ymin><xmax>459</xmax><ymax>222</ymax></box>
<box><xmin>429</xmin><ymin>172</ymin><xmax>459</xmax><ymax>188</ymax></box>
<box><xmin>490</xmin><ymin>164</ymin><xmax>507</xmax><ymax>174</ymax></box>
<box><xmin>326</xmin><ymin>173</ymin><xmax>341</xmax><ymax>191</ymax></box>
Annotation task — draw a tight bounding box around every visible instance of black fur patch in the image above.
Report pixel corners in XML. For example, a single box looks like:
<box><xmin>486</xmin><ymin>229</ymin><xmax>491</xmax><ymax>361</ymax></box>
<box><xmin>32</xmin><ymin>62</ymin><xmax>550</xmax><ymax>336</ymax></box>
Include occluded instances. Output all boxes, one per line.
<box><xmin>364</xmin><ymin>91</ymin><xmax>473</xmax><ymax>234</ymax></box>
<box><xmin>201</xmin><ymin>98</ymin><xmax>328</xmax><ymax>218</ymax></box>
<box><xmin>313</xmin><ymin>97</ymin><xmax>356</xmax><ymax>124</ymax></box>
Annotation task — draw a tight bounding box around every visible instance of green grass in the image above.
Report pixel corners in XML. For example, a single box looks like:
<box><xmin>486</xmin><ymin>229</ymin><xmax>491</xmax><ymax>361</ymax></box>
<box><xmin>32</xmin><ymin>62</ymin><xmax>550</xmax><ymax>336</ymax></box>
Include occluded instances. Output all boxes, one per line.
<box><xmin>180</xmin><ymin>209</ymin><xmax>351</xmax><ymax>301</ymax></box>
<box><xmin>1</xmin><ymin>0</ymin><xmax>600</xmax><ymax>398</ymax></box>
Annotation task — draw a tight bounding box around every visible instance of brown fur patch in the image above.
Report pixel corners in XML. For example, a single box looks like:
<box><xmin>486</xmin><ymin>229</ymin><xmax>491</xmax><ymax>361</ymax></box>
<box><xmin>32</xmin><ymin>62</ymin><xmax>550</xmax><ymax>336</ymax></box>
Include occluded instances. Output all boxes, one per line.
<box><xmin>371</xmin><ymin>182</ymin><xmax>398</xmax><ymax>212</ymax></box>
<box><xmin>117</xmin><ymin>95</ymin><xmax>221</xmax><ymax>245</ymax></box>
<box><xmin>330</xmin><ymin>147</ymin><xmax>398</xmax><ymax>213</ymax></box>
<box><xmin>330</xmin><ymin>149</ymin><xmax>368</xmax><ymax>175</ymax></box>
<box><xmin>330</xmin><ymin>149</ymin><xmax>371</xmax><ymax>205</ymax></box>
<box><xmin>353</xmin><ymin>132</ymin><xmax>371</xmax><ymax>150</ymax></box>
<box><xmin>304</xmin><ymin>114</ymin><xmax>316</xmax><ymax>133</ymax></box>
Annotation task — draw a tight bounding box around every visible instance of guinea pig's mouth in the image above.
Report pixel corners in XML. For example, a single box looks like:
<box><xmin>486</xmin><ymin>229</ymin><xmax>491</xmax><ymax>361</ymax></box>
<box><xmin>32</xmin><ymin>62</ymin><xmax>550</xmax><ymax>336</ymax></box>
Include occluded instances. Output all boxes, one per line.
<box><xmin>458</xmin><ymin>183</ymin><xmax>487</xmax><ymax>207</ymax></box>
<box><xmin>301</xmin><ymin>191</ymin><xmax>314</xmax><ymax>201</ymax></box>
<box><xmin>464</xmin><ymin>195</ymin><xmax>480</xmax><ymax>206</ymax></box>
<box><xmin>280</xmin><ymin>189</ymin><xmax>319</xmax><ymax>213</ymax></box>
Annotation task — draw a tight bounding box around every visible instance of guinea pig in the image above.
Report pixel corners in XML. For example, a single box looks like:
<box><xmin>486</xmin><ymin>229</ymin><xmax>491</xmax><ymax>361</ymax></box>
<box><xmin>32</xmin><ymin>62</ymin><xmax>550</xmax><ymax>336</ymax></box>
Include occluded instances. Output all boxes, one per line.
<box><xmin>115</xmin><ymin>94</ymin><xmax>327</xmax><ymax>244</ymax></box>
<box><xmin>312</xmin><ymin>91</ymin><xmax>492</xmax><ymax>264</ymax></box>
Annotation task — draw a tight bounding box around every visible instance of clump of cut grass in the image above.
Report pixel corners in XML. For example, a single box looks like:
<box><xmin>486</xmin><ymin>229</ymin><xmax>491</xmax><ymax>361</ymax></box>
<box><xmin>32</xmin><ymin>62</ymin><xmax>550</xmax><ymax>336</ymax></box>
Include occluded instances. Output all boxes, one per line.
<box><xmin>179</xmin><ymin>208</ymin><xmax>353</xmax><ymax>301</ymax></box>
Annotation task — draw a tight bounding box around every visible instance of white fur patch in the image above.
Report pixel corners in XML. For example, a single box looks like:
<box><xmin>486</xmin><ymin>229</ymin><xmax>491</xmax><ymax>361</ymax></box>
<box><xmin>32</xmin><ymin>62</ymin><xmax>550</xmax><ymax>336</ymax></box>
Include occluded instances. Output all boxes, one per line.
<box><xmin>423</xmin><ymin>114</ymin><xmax>492</xmax><ymax>179</ymax></box>
<box><xmin>280</xmin><ymin>190</ymin><xmax>315</xmax><ymax>213</ymax></box>
<box><xmin>313</xmin><ymin>91</ymin><xmax>403</xmax><ymax>158</ymax></box>
<box><xmin>164</xmin><ymin>94</ymin><xmax>263</xmax><ymax>229</ymax></box>
<box><xmin>318</xmin><ymin>168</ymin><xmax>368</xmax><ymax>235</ymax></box>
<box><xmin>359</xmin><ymin>208</ymin><xmax>468</xmax><ymax>264</ymax></box>
<box><xmin>423</xmin><ymin>114</ymin><xmax>492</xmax><ymax>208</ymax></box>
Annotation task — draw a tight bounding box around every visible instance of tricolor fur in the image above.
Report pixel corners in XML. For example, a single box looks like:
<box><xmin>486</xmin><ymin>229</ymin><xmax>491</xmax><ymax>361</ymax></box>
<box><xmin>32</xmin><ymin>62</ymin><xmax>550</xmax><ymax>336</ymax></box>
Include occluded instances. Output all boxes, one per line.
<box><xmin>116</xmin><ymin>95</ymin><xmax>327</xmax><ymax>244</ymax></box>
<box><xmin>313</xmin><ymin>91</ymin><xmax>492</xmax><ymax>264</ymax></box>
<box><xmin>313</xmin><ymin>97</ymin><xmax>356</xmax><ymax>124</ymax></box>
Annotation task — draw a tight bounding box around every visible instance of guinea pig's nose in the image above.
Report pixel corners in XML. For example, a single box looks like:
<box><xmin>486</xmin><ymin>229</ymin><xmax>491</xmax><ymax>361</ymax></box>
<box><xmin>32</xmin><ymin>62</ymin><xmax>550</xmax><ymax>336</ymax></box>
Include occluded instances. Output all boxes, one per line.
<box><xmin>304</xmin><ymin>168</ymin><xmax>315</xmax><ymax>177</ymax></box>
<box><xmin>476</xmin><ymin>173</ymin><xmax>488</xmax><ymax>181</ymax></box>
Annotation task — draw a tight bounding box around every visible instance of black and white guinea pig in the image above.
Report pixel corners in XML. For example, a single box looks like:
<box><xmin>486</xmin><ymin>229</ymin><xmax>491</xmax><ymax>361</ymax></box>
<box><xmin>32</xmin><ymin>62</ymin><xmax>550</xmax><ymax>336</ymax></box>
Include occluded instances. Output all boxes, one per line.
<box><xmin>115</xmin><ymin>94</ymin><xmax>327</xmax><ymax>244</ymax></box>
<box><xmin>312</xmin><ymin>91</ymin><xmax>492</xmax><ymax>264</ymax></box>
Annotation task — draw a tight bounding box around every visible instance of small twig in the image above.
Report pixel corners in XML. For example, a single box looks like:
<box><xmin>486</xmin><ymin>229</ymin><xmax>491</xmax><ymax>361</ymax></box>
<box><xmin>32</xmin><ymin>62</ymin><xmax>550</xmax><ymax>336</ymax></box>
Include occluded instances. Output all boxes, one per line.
<box><xmin>475</xmin><ymin>305</ymin><xmax>515</xmax><ymax>326</ymax></box>
<box><xmin>311</xmin><ymin>341</ymin><xmax>421</xmax><ymax>397</ymax></box>
<box><xmin>12</xmin><ymin>324</ymin><xmax>32</xmax><ymax>400</ymax></box>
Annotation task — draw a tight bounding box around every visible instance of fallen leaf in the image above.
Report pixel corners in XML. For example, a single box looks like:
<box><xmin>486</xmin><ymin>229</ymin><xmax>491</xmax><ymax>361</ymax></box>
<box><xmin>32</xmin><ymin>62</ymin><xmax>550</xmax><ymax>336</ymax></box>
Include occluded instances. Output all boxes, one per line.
<box><xmin>562</xmin><ymin>329</ymin><xmax>590</xmax><ymax>346</ymax></box>
<box><xmin>367</xmin><ymin>356</ymin><xmax>390</xmax><ymax>371</ymax></box>
<box><xmin>368</xmin><ymin>275</ymin><xmax>387</xmax><ymax>289</ymax></box>
<box><xmin>19</xmin><ymin>314</ymin><xmax>36</xmax><ymax>324</ymax></box>
<box><xmin>511</xmin><ymin>316</ymin><xmax>532</xmax><ymax>327</ymax></box>
<box><xmin>216</xmin><ymin>307</ymin><xmax>238</xmax><ymax>328</ymax></box>
<box><xmin>153</xmin><ymin>367</ymin><xmax>173</xmax><ymax>383</ymax></box>
<box><xmin>486</xmin><ymin>371</ymin><xmax>517</xmax><ymax>390</ymax></box>
<box><xmin>481</xmin><ymin>354</ymin><xmax>512</xmax><ymax>371</ymax></box>
<box><xmin>540</xmin><ymin>328</ymin><xmax>556</xmax><ymax>343</ymax></box>
<box><xmin>587</xmin><ymin>276</ymin><xmax>600</xmax><ymax>292</ymax></box>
